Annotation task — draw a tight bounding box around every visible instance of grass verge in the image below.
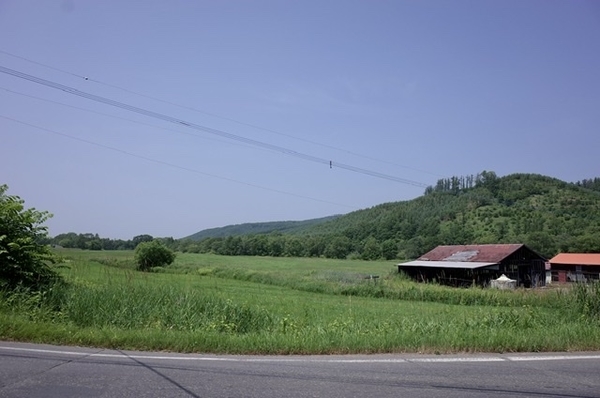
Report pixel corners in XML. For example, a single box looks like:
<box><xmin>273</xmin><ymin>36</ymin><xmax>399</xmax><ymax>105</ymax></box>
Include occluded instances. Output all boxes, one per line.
<box><xmin>1</xmin><ymin>250</ymin><xmax>599</xmax><ymax>354</ymax></box>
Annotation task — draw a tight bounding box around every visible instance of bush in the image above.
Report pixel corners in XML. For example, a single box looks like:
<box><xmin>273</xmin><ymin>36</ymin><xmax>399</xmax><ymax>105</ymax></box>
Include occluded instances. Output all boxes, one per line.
<box><xmin>0</xmin><ymin>184</ymin><xmax>59</xmax><ymax>291</ymax></box>
<box><xmin>134</xmin><ymin>240</ymin><xmax>175</xmax><ymax>271</ymax></box>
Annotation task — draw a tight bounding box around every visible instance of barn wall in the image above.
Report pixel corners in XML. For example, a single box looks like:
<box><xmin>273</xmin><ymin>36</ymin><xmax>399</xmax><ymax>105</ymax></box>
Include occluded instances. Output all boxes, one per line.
<box><xmin>550</xmin><ymin>264</ymin><xmax>600</xmax><ymax>283</ymax></box>
<box><xmin>497</xmin><ymin>246</ymin><xmax>546</xmax><ymax>287</ymax></box>
<box><xmin>398</xmin><ymin>245</ymin><xmax>547</xmax><ymax>288</ymax></box>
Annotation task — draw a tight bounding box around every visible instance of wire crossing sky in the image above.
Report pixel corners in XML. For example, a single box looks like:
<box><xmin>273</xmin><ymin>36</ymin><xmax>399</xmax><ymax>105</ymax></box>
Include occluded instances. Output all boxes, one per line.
<box><xmin>0</xmin><ymin>49</ymin><xmax>445</xmax><ymax>179</ymax></box>
<box><xmin>0</xmin><ymin>65</ymin><xmax>429</xmax><ymax>188</ymax></box>
<box><xmin>1</xmin><ymin>1</ymin><xmax>599</xmax><ymax>239</ymax></box>
<box><xmin>1</xmin><ymin>114</ymin><xmax>359</xmax><ymax>210</ymax></box>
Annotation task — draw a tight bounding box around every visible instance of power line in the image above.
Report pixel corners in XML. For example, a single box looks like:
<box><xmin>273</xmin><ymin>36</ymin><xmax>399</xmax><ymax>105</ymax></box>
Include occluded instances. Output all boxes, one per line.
<box><xmin>0</xmin><ymin>114</ymin><xmax>359</xmax><ymax>210</ymax></box>
<box><xmin>0</xmin><ymin>49</ymin><xmax>444</xmax><ymax>178</ymax></box>
<box><xmin>0</xmin><ymin>49</ymin><xmax>84</xmax><ymax>79</ymax></box>
<box><xmin>0</xmin><ymin>86</ymin><xmax>265</xmax><ymax>152</ymax></box>
<box><xmin>0</xmin><ymin>65</ymin><xmax>430</xmax><ymax>188</ymax></box>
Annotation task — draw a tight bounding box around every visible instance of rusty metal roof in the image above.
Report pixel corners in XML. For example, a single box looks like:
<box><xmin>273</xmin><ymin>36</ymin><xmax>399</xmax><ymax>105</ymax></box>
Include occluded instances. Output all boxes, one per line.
<box><xmin>417</xmin><ymin>244</ymin><xmax>525</xmax><ymax>263</ymax></box>
<box><xmin>550</xmin><ymin>253</ymin><xmax>600</xmax><ymax>266</ymax></box>
<box><xmin>398</xmin><ymin>260</ymin><xmax>498</xmax><ymax>269</ymax></box>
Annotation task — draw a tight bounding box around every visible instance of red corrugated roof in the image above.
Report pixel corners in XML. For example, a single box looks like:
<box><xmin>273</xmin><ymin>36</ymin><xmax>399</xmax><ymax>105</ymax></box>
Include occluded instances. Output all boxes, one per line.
<box><xmin>417</xmin><ymin>244</ymin><xmax>525</xmax><ymax>263</ymax></box>
<box><xmin>549</xmin><ymin>253</ymin><xmax>600</xmax><ymax>266</ymax></box>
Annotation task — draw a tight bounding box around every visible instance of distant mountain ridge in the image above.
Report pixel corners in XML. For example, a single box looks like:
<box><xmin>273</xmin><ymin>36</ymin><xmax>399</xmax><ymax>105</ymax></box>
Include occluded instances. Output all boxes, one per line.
<box><xmin>184</xmin><ymin>215</ymin><xmax>341</xmax><ymax>240</ymax></box>
<box><xmin>179</xmin><ymin>172</ymin><xmax>600</xmax><ymax>259</ymax></box>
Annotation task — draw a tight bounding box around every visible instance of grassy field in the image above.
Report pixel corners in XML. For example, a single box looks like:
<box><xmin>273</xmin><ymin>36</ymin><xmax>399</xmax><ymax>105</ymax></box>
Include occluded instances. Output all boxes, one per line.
<box><xmin>1</xmin><ymin>249</ymin><xmax>599</xmax><ymax>354</ymax></box>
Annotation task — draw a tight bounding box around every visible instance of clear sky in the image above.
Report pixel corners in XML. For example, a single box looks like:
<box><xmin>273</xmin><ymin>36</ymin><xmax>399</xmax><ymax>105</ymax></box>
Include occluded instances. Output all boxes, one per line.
<box><xmin>1</xmin><ymin>1</ymin><xmax>599</xmax><ymax>239</ymax></box>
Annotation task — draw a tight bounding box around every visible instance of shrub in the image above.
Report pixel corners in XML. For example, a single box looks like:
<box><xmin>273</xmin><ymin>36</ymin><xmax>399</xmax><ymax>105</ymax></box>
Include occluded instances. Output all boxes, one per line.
<box><xmin>0</xmin><ymin>184</ymin><xmax>59</xmax><ymax>291</ymax></box>
<box><xmin>134</xmin><ymin>240</ymin><xmax>175</xmax><ymax>271</ymax></box>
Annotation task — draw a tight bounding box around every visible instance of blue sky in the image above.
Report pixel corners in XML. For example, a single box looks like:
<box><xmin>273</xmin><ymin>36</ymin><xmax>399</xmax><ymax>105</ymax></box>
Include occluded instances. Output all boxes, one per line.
<box><xmin>1</xmin><ymin>1</ymin><xmax>599</xmax><ymax>239</ymax></box>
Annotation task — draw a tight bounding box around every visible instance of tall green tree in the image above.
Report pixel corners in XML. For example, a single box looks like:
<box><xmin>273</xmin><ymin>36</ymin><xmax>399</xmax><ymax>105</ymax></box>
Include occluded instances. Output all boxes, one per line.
<box><xmin>381</xmin><ymin>239</ymin><xmax>398</xmax><ymax>260</ymax></box>
<box><xmin>324</xmin><ymin>236</ymin><xmax>352</xmax><ymax>259</ymax></box>
<box><xmin>361</xmin><ymin>237</ymin><xmax>381</xmax><ymax>260</ymax></box>
<box><xmin>0</xmin><ymin>184</ymin><xmax>58</xmax><ymax>290</ymax></box>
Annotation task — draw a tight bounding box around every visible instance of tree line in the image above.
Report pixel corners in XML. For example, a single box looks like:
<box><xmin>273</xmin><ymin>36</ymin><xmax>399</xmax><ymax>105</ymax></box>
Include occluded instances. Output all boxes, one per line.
<box><xmin>45</xmin><ymin>172</ymin><xmax>600</xmax><ymax>261</ymax></box>
<box><xmin>176</xmin><ymin>233</ymin><xmax>398</xmax><ymax>260</ymax></box>
<box><xmin>47</xmin><ymin>231</ymin><xmax>397</xmax><ymax>261</ymax></box>
<box><xmin>48</xmin><ymin>232</ymin><xmax>176</xmax><ymax>251</ymax></box>
<box><xmin>424</xmin><ymin>170</ymin><xmax>498</xmax><ymax>195</ymax></box>
<box><xmin>175</xmin><ymin>171</ymin><xmax>600</xmax><ymax>260</ymax></box>
<box><xmin>574</xmin><ymin>177</ymin><xmax>600</xmax><ymax>192</ymax></box>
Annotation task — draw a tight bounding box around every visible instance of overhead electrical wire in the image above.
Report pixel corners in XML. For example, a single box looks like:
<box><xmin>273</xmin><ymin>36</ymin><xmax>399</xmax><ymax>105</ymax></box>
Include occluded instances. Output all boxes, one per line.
<box><xmin>0</xmin><ymin>65</ymin><xmax>430</xmax><ymax>188</ymax></box>
<box><xmin>0</xmin><ymin>86</ymin><xmax>266</xmax><ymax>152</ymax></box>
<box><xmin>0</xmin><ymin>114</ymin><xmax>359</xmax><ymax>210</ymax></box>
<box><xmin>0</xmin><ymin>49</ymin><xmax>443</xmax><ymax>178</ymax></box>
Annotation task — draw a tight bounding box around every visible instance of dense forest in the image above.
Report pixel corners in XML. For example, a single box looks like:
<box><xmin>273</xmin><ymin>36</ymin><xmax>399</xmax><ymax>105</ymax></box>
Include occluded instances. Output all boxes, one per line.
<box><xmin>50</xmin><ymin>172</ymin><xmax>600</xmax><ymax>260</ymax></box>
<box><xmin>177</xmin><ymin>172</ymin><xmax>600</xmax><ymax>259</ymax></box>
<box><xmin>183</xmin><ymin>215</ymin><xmax>340</xmax><ymax>240</ymax></box>
<box><xmin>574</xmin><ymin>177</ymin><xmax>600</xmax><ymax>192</ymax></box>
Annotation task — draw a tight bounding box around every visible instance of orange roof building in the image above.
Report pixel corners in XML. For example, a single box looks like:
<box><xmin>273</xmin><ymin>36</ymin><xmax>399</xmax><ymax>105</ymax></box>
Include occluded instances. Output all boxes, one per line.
<box><xmin>549</xmin><ymin>253</ymin><xmax>600</xmax><ymax>283</ymax></box>
<box><xmin>549</xmin><ymin>253</ymin><xmax>600</xmax><ymax>267</ymax></box>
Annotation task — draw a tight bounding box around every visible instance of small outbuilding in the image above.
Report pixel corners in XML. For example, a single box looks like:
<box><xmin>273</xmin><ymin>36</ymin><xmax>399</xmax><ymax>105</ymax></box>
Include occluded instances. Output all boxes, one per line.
<box><xmin>548</xmin><ymin>253</ymin><xmax>600</xmax><ymax>283</ymax></box>
<box><xmin>490</xmin><ymin>274</ymin><xmax>517</xmax><ymax>290</ymax></box>
<box><xmin>398</xmin><ymin>244</ymin><xmax>547</xmax><ymax>287</ymax></box>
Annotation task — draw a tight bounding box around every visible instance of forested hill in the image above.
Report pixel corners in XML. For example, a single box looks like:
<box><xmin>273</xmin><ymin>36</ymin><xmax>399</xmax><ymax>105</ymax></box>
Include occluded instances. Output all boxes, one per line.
<box><xmin>179</xmin><ymin>172</ymin><xmax>600</xmax><ymax>259</ymax></box>
<box><xmin>184</xmin><ymin>215</ymin><xmax>341</xmax><ymax>240</ymax></box>
<box><xmin>301</xmin><ymin>172</ymin><xmax>600</xmax><ymax>258</ymax></box>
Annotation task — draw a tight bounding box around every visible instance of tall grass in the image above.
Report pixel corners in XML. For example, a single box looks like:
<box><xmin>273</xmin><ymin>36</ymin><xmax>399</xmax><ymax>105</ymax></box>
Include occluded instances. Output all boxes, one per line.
<box><xmin>201</xmin><ymin>265</ymin><xmax>567</xmax><ymax>308</ymax></box>
<box><xmin>63</xmin><ymin>283</ymin><xmax>273</xmax><ymax>333</ymax></box>
<box><xmin>571</xmin><ymin>281</ymin><xmax>600</xmax><ymax>320</ymax></box>
<box><xmin>1</xmin><ymin>250</ymin><xmax>599</xmax><ymax>354</ymax></box>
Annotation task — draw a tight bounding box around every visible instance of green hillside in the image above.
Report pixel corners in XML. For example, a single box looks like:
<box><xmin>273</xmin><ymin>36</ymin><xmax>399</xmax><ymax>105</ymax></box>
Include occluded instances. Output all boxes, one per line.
<box><xmin>179</xmin><ymin>172</ymin><xmax>600</xmax><ymax>260</ymax></box>
<box><xmin>184</xmin><ymin>215</ymin><xmax>341</xmax><ymax>241</ymax></box>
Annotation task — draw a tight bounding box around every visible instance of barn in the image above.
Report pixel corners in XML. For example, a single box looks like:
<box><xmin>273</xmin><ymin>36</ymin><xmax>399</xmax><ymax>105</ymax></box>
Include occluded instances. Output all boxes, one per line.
<box><xmin>548</xmin><ymin>253</ymin><xmax>600</xmax><ymax>283</ymax></box>
<box><xmin>398</xmin><ymin>244</ymin><xmax>547</xmax><ymax>287</ymax></box>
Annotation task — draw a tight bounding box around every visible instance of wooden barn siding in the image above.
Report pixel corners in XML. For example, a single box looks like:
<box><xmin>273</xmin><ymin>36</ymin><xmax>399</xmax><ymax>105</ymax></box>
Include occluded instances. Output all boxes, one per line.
<box><xmin>399</xmin><ymin>246</ymin><xmax>546</xmax><ymax>287</ymax></box>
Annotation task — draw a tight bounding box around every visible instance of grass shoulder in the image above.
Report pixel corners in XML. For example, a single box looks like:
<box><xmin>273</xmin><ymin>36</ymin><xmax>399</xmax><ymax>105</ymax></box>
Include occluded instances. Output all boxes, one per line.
<box><xmin>1</xmin><ymin>249</ymin><xmax>598</xmax><ymax>354</ymax></box>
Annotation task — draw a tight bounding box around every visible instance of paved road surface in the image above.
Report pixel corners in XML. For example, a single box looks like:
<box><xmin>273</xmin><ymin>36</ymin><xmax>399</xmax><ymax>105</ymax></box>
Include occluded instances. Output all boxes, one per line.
<box><xmin>1</xmin><ymin>341</ymin><xmax>600</xmax><ymax>397</ymax></box>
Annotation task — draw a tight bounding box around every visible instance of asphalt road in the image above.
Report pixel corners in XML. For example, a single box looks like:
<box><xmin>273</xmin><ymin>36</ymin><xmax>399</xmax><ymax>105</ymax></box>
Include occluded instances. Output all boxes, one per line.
<box><xmin>1</xmin><ymin>342</ymin><xmax>600</xmax><ymax>398</ymax></box>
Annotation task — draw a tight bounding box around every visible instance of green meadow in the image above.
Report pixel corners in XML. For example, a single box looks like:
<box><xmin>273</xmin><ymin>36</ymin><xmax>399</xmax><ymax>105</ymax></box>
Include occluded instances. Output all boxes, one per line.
<box><xmin>1</xmin><ymin>249</ymin><xmax>599</xmax><ymax>354</ymax></box>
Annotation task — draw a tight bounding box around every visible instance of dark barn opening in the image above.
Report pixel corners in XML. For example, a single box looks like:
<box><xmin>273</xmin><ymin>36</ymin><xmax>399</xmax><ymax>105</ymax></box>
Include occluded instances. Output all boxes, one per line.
<box><xmin>398</xmin><ymin>244</ymin><xmax>546</xmax><ymax>287</ymax></box>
